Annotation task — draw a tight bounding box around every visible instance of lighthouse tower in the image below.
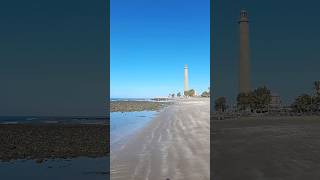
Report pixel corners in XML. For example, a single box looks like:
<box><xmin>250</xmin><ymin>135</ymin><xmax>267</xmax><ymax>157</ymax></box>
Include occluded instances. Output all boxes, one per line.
<box><xmin>239</xmin><ymin>10</ymin><xmax>251</xmax><ymax>93</ymax></box>
<box><xmin>184</xmin><ymin>64</ymin><xmax>189</xmax><ymax>94</ymax></box>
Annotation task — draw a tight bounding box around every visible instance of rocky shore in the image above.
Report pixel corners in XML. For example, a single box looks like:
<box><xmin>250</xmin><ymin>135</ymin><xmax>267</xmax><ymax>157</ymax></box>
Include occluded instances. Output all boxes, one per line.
<box><xmin>0</xmin><ymin>124</ymin><xmax>108</xmax><ymax>162</ymax></box>
<box><xmin>110</xmin><ymin>101</ymin><xmax>170</xmax><ymax>112</ymax></box>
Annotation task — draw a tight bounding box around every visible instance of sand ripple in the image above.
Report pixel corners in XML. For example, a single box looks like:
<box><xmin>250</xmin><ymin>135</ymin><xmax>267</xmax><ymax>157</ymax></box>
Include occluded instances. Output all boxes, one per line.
<box><xmin>111</xmin><ymin>98</ymin><xmax>210</xmax><ymax>180</ymax></box>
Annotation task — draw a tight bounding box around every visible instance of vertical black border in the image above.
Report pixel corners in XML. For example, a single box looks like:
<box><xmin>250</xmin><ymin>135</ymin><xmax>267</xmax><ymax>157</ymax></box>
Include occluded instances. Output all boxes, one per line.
<box><xmin>106</xmin><ymin>0</ymin><xmax>110</xmax><ymax>177</ymax></box>
<box><xmin>210</xmin><ymin>0</ymin><xmax>214</xmax><ymax>178</ymax></box>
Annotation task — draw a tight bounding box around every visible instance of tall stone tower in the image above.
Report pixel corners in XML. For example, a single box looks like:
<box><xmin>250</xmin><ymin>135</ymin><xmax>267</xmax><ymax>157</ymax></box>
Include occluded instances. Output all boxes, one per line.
<box><xmin>184</xmin><ymin>64</ymin><xmax>189</xmax><ymax>93</ymax></box>
<box><xmin>239</xmin><ymin>10</ymin><xmax>251</xmax><ymax>93</ymax></box>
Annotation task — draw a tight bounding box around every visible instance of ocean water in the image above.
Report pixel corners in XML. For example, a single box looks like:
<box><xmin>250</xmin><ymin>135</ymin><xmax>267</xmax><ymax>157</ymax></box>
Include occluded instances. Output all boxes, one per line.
<box><xmin>0</xmin><ymin>157</ymin><xmax>109</xmax><ymax>180</ymax></box>
<box><xmin>111</xmin><ymin>98</ymin><xmax>152</xmax><ymax>102</ymax></box>
<box><xmin>111</xmin><ymin>97</ymin><xmax>171</xmax><ymax>102</ymax></box>
<box><xmin>110</xmin><ymin>111</ymin><xmax>157</xmax><ymax>150</ymax></box>
<box><xmin>0</xmin><ymin>116</ymin><xmax>107</xmax><ymax>124</ymax></box>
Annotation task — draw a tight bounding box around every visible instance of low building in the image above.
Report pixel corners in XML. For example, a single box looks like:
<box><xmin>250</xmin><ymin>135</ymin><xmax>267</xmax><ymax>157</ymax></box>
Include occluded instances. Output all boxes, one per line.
<box><xmin>269</xmin><ymin>93</ymin><xmax>282</xmax><ymax>112</ymax></box>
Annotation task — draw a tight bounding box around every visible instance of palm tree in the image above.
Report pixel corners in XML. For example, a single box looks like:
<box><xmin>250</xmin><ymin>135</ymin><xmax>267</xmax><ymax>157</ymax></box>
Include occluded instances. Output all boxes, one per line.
<box><xmin>177</xmin><ymin>92</ymin><xmax>181</xmax><ymax>97</ymax></box>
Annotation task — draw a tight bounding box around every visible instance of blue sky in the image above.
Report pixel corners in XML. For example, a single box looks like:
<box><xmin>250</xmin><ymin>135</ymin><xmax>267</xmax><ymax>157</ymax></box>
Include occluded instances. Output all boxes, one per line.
<box><xmin>110</xmin><ymin>0</ymin><xmax>210</xmax><ymax>98</ymax></box>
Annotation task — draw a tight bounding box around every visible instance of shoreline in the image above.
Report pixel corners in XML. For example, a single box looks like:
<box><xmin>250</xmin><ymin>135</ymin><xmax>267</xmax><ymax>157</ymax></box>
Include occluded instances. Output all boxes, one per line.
<box><xmin>110</xmin><ymin>110</ymin><xmax>161</xmax><ymax>152</ymax></box>
<box><xmin>111</xmin><ymin>98</ymin><xmax>210</xmax><ymax>180</ymax></box>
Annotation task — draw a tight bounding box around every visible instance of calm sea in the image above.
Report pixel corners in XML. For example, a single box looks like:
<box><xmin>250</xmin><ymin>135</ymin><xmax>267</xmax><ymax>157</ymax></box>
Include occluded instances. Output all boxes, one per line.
<box><xmin>0</xmin><ymin>116</ymin><xmax>107</xmax><ymax>125</ymax></box>
<box><xmin>111</xmin><ymin>98</ymin><xmax>152</xmax><ymax>102</ymax></box>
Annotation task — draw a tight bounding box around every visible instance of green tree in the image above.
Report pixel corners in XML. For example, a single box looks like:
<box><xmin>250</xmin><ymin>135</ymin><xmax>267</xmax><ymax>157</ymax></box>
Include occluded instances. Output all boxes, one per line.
<box><xmin>188</xmin><ymin>89</ymin><xmax>195</xmax><ymax>97</ymax></box>
<box><xmin>310</xmin><ymin>81</ymin><xmax>320</xmax><ymax>111</ymax></box>
<box><xmin>177</xmin><ymin>92</ymin><xmax>181</xmax><ymax>97</ymax></box>
<box><xmin>201</xmin><ymin>91</ymin><xmax>210</xmax><ymax>97</ymax></box>
<box><xmin>237</xmin><ymin>86</ymin><xmax>271</xmax><ymax>112</ymax></box>
<box><xmin>251</xmin><ymin>86</ymin><xmax>272</xmax><ymax>112</ymax></box>
<box><xmin>237</xmin><ymin>92</ymin><xmax>252</xmax><ymax>111</ymax></box>
<box><xmin>292</xmin><ymin>94</ymin><xmax>312</xmax><ymax>113</ymax></box>
<box><xmin>312</xmin><ymin>96</ymin><xmax>320</xmax><ymax>112</ymax></box>
<box><xmin>215</xmin><ymin>97</ymin><xmax>227</xmax><ymax>112</ymax></box>
<box><xmin>184</xmin><ymin>91</ymin><xmax>188</xmax><ymax>96</ymax></box>
<box><xmin>184</xmin><ymin>89</ymin><xmax>195</xmax><ymax>97</ymax></box>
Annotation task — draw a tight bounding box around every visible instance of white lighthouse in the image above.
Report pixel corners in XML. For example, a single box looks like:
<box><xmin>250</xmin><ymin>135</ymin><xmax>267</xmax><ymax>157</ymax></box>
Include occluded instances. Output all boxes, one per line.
<box><xmin>184</xmin><ymin>64</ymin><xmax>189</xmax><ymax>95</ymax></box>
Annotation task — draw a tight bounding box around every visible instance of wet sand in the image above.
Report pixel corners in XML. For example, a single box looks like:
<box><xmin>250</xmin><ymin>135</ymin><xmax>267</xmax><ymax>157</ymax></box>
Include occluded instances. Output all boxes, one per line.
<box><xmin>111</xmin><ymin>98</ymin><xmax>210</xmax><ymax>180</ymax></box>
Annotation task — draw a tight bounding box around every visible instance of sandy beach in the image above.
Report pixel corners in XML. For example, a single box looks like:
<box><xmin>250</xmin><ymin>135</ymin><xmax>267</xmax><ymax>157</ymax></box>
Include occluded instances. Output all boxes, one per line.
<box><xmin>111</xmin><ymin>98</ymin><xmax>210</xmax><ymax>180</ymax></box>
<box><xmin>213</xmin><ymin>116</ymin><xmax>320</xmax><ymax>180</ymax></box>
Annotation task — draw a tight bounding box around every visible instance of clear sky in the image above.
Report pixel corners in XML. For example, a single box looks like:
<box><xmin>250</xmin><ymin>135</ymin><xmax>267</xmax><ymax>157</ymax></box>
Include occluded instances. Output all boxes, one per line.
<box><xmin>110</xmin><ymin>0</ymin><xmax>210</xmax><ymax>98</ymax></box>
<box><xmin>213</xmin><ymin>0</ymin><xmax>320</xmax><ymax>105</ymax></box>
<box><xmin>0</xmin><ymin>0</ymin><xmax>107</xmax><ymax>116</ymax></box>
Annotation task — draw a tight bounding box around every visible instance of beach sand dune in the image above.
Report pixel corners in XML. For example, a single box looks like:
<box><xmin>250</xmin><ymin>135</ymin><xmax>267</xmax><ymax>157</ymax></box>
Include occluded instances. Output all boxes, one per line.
<box><xmin>111</xmin><ymin>98</ymin><xmax>210</xmax><ymax>180</ymax></box>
